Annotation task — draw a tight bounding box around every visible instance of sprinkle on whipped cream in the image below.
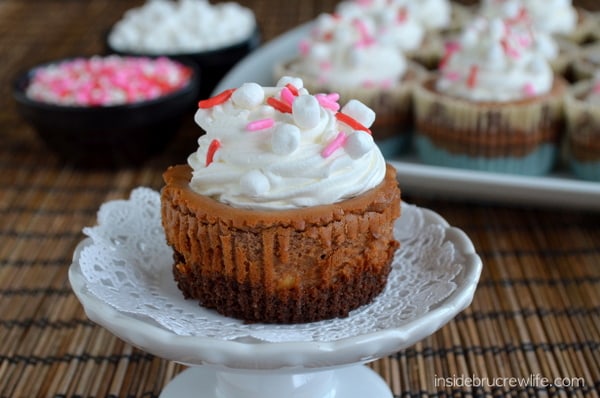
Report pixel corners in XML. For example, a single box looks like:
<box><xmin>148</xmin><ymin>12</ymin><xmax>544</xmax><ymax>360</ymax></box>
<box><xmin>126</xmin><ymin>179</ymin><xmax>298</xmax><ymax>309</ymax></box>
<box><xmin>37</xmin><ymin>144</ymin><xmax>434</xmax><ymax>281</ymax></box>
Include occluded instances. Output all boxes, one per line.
<box><xmin>188</xmin><ymin>77</ymin><xmax>386</xmax><ymax>210</ymax></box>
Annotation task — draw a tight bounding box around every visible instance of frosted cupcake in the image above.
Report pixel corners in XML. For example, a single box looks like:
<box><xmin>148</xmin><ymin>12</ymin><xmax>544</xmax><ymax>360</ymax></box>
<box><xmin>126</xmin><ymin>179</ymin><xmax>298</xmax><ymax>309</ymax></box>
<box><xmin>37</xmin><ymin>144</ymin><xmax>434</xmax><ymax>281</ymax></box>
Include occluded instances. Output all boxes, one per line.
<box><xmin>564</xmin><ymin>76</ymin><xmax>600</xmax><ymax>181</ymax></box>
<box><xmin>161</xmin><ymin>77</ymin><xmax>401</xmax><ymax>323</ymax></box>
<box><xmin>274</xmin><ymin>12</ymin><xmax>426</xmax><ymax>157</ymax></box>
<box><xmin>413</xmin><ymin>16</ymin><xmax>567</xmax><ymax>175</ymax></box>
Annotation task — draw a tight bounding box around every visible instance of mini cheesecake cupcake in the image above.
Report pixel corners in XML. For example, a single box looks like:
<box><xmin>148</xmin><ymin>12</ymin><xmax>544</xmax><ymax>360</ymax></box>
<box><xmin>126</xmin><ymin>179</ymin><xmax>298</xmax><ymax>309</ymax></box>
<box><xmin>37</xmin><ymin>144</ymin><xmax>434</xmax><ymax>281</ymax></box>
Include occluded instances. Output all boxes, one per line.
<box><xmin>564</xmin><ymin>77</ymin><xmax>600</xmax><ymax>181</ymax></box>
<box><xmin>274</xmin><ymin>11</ymin><xmax>426</xmax><ymax>157</ymax></box>
<box><xmin>413</xmin><ymin>16</ymin><xmax>566</xmax><ymax>175</ymax></box>
<box><xmin>161</xmin><ymin>77</ymin><xmax>401</xmax><ymax>324</ymax></box>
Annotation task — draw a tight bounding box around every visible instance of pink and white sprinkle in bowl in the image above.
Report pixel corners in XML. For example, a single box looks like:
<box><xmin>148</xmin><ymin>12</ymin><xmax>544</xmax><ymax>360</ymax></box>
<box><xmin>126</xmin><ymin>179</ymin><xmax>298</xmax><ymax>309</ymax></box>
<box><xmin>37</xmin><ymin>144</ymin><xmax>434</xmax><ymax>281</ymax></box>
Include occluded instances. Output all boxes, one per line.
<box><xmin>12</xmin><ymin>55</ymin><xmax>199</xmax><ymax>168</ymax></box>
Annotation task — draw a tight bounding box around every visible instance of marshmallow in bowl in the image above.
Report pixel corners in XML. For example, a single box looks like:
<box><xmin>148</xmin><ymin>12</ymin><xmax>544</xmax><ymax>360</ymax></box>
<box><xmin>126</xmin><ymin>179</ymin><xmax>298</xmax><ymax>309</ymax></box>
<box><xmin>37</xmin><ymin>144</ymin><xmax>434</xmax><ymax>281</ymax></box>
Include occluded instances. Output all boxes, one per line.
<box><xmin>108</xmin><ymin>0</ymin><xmax>256</xmax><ymax>54</ymax></box>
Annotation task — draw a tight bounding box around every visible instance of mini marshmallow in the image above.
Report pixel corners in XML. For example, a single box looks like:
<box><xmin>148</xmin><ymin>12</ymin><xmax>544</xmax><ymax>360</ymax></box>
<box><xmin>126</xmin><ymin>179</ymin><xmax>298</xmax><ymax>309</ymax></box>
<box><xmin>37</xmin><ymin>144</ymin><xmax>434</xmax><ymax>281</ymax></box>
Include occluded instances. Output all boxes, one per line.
<box><xmin>345</xmin><ymin>131</ymin><xmax>374</xmax><ymax>159</ymax></box>
<box><xmin>489</xmin><ymin>18</ymin><xmax>505</xmax><ymax>41</ymax></box>
<box><xmin>293</xmin><ymin>94</ymin><xmax>321</xmax><ymax>129</ymax></box>
<box><xmin>276</xmin><ymin>76</ymin><xmax>304</xmax><ymax>89</ymax></box>
<box><xmin>271</xmin><ymin>123</ymin><xmax>301</xmax><ymax>155</ymax></box>
<box><xmin>340</xmin><ymin>99</ymin><xmax>375</xmax><ymax>128</ymax></box>
<box><xmin>239</xmin><ymin>169</ymin><xmax>270</xmax><ymax>196</ymax></box>
<box><xmin>232</xmin><ymin>82</ymin><xmax>264</xmax><ymax>109</ymax></box>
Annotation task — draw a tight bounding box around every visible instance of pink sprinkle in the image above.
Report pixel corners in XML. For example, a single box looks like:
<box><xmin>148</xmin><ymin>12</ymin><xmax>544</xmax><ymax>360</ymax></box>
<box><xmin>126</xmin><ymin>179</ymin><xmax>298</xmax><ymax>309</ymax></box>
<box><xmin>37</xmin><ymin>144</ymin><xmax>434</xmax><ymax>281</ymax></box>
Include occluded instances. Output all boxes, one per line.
<box><xmin>443</xmin><ymin>70</ymin><xmax>461</xmax><ymax>81</ymax></box>
<box><xmin>518</xmin><ymin>35</ymin><xmax>532</xmax><ymax>48</ymax></box>
<box><xmin>506</xmin><ymin>48</ymin><xmax>521</xmax><ymax>59</ymax></box>
<box><xmin>593</xmin><ymin>83</ymin><xmax>600</xmax><ymax>94</ymax></box>
<box><xmin>444</xmin><ymin>41</ymin><xmax>461</xmax><ymax>53</ymax></box>
<box><xmin>320</xmin><ymin>61</ymin><xmax>332</xmax><ymax>70</ymax></box>
<box><xmin>523</xmin><ymin>83</ymin><xmax>536</xmax><ymax>97</ymax></box>
<box><xmin>362</xmin><ymin>80</ymin><xmax>376</xmax><ymax>88</ymax></box>
<box><xmin>326</xmin><ymin>93</ymin><xmax>339</xmax><ymax>102</ymax></box>
<box><xmin>355</xmin><ymin>38</ymin><xmax>375</xmax><ymax>48</ymax></box>
<box><xmin>501</xmin><ymin>38</ymin><xmax>521</xmax><ymax>59</ymax></box>
<box><xmin>397</xmin><ymin>7</ymin><xmax>408</xmax><ymax>24</ymax></box>
<box><xmin>315</xmin><ymin>94</ymin><xmax>340</xmax><ymax>111</ymax></box>
<box><xmin>280</xmin><ymin>87</ymin><xmax>295</xmax><ymax>106</ymax></box>
<box><xmin>380</xmin><ymin>79</ymin><xmax>393</xmax><ymax>89</ymax></box>
<box><xmin>439</xmin><ymin>41</ymin><xmax>461</xmax><ymax>70</ymax></box>
<box><xmin>321</xmin><ymin>131</ymin><xmax>347</xmax><ymax>158</ymax></box>
<box><xmin>246</xmin><ymin>118</ymin><xmax>275</xmax><ymax>131</ymax></box>
<box><xmin>299</xmin><ymin>39</ymin><xmax>310</xmax><ymax>56</ymax></box>
<box><xmin>353</xmin><ymin>19</ymin><xmax>370</xmax><ymax>39</ymax></box>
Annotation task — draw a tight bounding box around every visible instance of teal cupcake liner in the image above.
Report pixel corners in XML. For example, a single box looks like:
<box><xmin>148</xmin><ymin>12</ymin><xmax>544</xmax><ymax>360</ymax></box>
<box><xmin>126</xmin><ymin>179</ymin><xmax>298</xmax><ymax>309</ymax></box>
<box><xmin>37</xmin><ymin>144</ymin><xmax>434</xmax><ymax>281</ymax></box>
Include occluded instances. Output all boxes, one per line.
<box><xmin>415</xmin><ymin>135</ymin><xmax>558</xmax><ymax>176</ymax></box>
<box><xmin>570</xmin><ymin>159</ymin><xmax>600</xmax><ymax>181</ymax></box>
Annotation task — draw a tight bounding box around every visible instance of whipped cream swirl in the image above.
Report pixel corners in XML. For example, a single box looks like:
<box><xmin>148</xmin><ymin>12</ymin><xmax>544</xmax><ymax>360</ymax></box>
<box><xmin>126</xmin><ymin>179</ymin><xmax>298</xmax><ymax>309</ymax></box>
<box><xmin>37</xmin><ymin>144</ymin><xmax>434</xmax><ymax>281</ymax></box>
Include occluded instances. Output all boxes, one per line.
<box><xmin>436</xmin><ymin>16</ymin><xmax>554</xmax><ymax>102</ymax></box>
<box><xmin>188</xmin><ymin>77</ymin><xmax>387</xmax><ymax>210</ymax></box>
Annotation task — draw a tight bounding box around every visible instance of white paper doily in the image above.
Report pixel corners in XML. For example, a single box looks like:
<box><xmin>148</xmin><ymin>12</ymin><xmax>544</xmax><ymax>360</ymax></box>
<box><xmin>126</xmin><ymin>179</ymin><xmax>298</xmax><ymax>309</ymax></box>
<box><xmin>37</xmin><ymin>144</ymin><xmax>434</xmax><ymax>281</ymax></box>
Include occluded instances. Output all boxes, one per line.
<box><xmin>76</xmin><ymin>188</ymin><xmax>465</xmax><ymax>343</ymax></box>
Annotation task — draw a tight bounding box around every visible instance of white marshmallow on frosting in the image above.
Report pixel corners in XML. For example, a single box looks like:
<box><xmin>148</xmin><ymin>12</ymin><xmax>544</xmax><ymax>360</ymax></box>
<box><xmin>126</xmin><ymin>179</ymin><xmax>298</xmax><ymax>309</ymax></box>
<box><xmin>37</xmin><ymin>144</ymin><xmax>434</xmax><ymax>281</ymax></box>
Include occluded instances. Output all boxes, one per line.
<box><xmin>292</xmin><ymin>95</ymin><xmax>321</xmax><ymax>129</ymax></box>
<box><xmin>276</xmin><ymin>76</ymin><xmax>304</xmax><ymax>89</ymax></box>
<box><xmin>271</xmin><ymin>124</ymin><xmax>301</xmax><ymax>155</ymax></box>
<box><xmin>239</xmin><ymin>170</ymin><xmax>270</xmax><ymax>196</ymax></box>
<box><xmin>345</xmin><ymin>131</ymin><xmax>375</xmax><ymax>159</ymax></box>
<box><xmin>341</xmin><ymin>100</ymin><xmax>376</xmax><ymax>128</ymax></box>
<box><xmin>232</xmin><ymin>82</ymin><xmax>264</xmax><ymax>109</ymax></box>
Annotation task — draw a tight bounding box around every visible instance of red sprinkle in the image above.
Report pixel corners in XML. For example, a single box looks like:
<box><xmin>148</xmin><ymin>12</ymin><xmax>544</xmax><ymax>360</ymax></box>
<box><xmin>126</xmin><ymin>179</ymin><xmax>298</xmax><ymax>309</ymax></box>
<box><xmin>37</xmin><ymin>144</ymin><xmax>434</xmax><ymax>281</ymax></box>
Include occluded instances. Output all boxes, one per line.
<box><xmin>205</xmin><ymin>139</ymin><xmax>221</xmax><ymax>166</ymax></box>
<box><xmin>335</xmin><ymin>112</ymin><xmax>372</xmax><ymax>135</ymax></box>
<box><xmin>267</xmin><ymin>96</ymin><xmax>293</xmax><ymax>113</ymax></box>
<box><xmin>438</xmin><ymin>41</ymin><xmax>460</xmax><ymax>70</ymax></box>
<box><xmin>397</xmin><ymin>7</ymin><xmax>408</xmax><ymax>23</ymax></box>
<box><xmin>467</xmin><ymin>65</ymin><xmax>478</xmax><ymax>89</ymax></box>
<box><xmin>285</xmin><ymin>83</ymin><xmax>299</xmax><ymax>96</ymax></box>
<box><xmin>198</xmin><ymin>88</ymin><xmax>235</xmax><ymax>109</ymax></box>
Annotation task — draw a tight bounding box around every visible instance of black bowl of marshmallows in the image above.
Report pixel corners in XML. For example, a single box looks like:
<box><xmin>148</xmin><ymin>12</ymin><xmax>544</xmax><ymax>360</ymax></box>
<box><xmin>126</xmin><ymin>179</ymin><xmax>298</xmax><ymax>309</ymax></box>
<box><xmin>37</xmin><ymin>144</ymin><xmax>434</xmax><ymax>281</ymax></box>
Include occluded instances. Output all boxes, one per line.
<box><xmin>105</xmin><ymin>0</ymin><xmax>261</xmax><ymax>99</ymax></box>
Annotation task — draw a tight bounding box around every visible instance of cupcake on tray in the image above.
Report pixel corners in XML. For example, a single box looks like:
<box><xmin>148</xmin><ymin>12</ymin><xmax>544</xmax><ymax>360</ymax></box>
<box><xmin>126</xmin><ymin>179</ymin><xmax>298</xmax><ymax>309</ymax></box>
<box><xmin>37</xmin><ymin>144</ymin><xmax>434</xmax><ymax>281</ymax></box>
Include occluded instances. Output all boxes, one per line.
<box><xmin>564</xmin><ymin>75</ymin><xmax>600</xmax><ymax>181</ymax></box>
<box><xmin>413</xmin><ymin>15</ymin><xmax>567</xmax><ymax>175</ymax></box>
<box><xmin>161</xmin><ymin>77</ymin><xmax>402</xmax><ymax>324</ymax></box>
<box><xmin>274</xmin><ymin>10</ymin><xmax>427</xmax><ymax>157</ymax></box>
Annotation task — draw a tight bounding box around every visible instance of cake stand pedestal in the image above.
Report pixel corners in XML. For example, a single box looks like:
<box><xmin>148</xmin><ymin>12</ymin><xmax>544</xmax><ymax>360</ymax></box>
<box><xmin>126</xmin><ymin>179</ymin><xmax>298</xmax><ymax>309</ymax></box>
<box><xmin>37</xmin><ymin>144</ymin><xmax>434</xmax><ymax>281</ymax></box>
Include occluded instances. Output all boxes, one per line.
<box><xmin>160</xmin><ymin>365</ymin><xmax>391</xmax><ymax>398</ymax></box>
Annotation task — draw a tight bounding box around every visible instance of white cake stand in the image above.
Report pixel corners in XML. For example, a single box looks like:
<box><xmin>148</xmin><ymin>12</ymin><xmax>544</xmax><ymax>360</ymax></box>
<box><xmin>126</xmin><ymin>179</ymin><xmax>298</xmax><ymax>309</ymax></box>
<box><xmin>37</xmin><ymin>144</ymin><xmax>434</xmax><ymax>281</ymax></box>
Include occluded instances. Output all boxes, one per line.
<box><xmin>69</xmin><ymin>193</ymin><xmax>482</xmax><ymax>398</ymax></box>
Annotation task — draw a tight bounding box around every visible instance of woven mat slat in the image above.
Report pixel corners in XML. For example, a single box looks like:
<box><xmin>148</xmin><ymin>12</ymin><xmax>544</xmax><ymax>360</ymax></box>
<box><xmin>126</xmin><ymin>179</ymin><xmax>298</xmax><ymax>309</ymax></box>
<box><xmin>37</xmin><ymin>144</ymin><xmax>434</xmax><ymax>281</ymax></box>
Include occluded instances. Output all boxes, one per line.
<box><xmin>2</xmin><ymin>1</ymin><xmax>600</xmax><ymax>397</ymax></box>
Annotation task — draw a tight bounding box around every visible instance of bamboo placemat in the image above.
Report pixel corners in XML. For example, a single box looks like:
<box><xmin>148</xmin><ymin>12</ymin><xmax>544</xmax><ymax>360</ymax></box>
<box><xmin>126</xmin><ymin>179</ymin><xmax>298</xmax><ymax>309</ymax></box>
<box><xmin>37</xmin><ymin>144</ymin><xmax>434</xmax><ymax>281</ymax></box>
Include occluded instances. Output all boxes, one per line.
<box><xmin>1</xmin><ymin>1</ymin><xmax>599</xmax><ymax>397</ymax></box>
